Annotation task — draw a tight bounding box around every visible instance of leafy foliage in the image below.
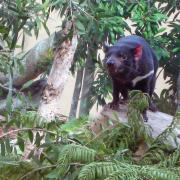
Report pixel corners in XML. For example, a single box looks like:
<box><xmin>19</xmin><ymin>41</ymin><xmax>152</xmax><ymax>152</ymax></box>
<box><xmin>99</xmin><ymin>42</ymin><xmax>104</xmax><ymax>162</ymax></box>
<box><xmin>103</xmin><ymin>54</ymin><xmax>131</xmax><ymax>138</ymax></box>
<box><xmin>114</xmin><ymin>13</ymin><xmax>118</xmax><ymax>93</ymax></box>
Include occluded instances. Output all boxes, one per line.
<box><xmin>0</xmin><ymin>0</ymin><xmax>50</xmax><ymax>49</ymax></box>
<box><xmin>58</xmin><ymin>144</ymin><xmax>97</xmax><ymax>164</ymax></box>
<box><xmin>0</xmin><ymin>91</ymin><xmax>179</xmax><ymax>179</ymax></box>
<box><xmin>78</xmin><ymin>161</ymin><xmax>180</xmax><ymax>180</ymax></box>
<box><xmin>0</xmin><ymin>156</ymin><xmax>39</xmax><ymax>180</ymax></box>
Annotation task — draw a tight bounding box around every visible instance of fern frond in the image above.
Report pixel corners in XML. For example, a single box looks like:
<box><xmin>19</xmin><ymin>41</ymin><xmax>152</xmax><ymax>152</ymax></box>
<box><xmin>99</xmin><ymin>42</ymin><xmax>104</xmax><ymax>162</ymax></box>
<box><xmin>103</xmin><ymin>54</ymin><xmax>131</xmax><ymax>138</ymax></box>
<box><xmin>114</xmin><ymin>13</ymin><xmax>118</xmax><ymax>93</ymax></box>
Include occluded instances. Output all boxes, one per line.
<box><xmin>78</xmin><ymin>161</ymin><xmax>180</xmax><ymax>180</ymax></box>
<box><xmin>57</xmin><ymin>144</ymin><xmax>97</xmax><ymax>177</ymax></box>
<box><xmin>0</xmin><ymin>158</ymin><xmax>38</xmax><ymax>180</ymax></box>
<box><xmin>104</xmin><ymin>169</ymin><xmax>139</xmax><ymax>180</ymax></box>
<box><xmin>141</xmin><ymin>145</ymin><xmax>168</xmax><ymax>164</ymax></box>
<box><xmin>140</xmin><ymin>166</ymin><xmax>180</xmax><ymax>180</ymax></box>
<box><xmin>128</xmin><ymin>91</ymin><xmax>153</xmax><ymax>144</ymax></box>
<box><xmin>99</xmin><ymin>123</ymin><xmax>134</xmax><ymax>151</ymax></box>
<box><xmin>58</xmin><ymin>144</ymin><xmax>97</xmax><ymax>164</ymax></box>
<box><xmin>159</xmin><ymin>148</ymin><xmax>180</xmax><ymax>167</ymax></box>
<box><xmin>78</xmin><ymin>162</ymin><xmax>122</xmax><ymax>180</ymax></box>
<box><xmin>0</xmin><ymin>155</ymin><xmax>20</xmax><ymax>168</ymax></box>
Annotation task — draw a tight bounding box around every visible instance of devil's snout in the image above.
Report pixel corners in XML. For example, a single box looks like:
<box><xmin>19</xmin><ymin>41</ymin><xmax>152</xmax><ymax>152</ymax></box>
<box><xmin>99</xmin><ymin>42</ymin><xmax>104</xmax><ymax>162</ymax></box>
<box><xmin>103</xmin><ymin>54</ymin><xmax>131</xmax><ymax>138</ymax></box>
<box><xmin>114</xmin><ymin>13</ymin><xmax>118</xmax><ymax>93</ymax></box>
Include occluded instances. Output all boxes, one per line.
<box><xmin>106</xmin><ymin>59</ymin><xmax>114</xmax><ymax>66</ymax></box>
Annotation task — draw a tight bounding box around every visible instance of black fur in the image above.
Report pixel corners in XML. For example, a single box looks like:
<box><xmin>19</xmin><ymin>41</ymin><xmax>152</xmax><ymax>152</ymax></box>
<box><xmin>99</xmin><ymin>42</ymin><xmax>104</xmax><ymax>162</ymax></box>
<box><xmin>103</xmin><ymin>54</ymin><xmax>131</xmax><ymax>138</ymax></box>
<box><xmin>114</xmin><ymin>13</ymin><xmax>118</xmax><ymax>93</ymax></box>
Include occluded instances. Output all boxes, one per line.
<box><xmin>104</xmin><ymin>35</ymin><xmax>158</xmax><ymax>121</ymax></box>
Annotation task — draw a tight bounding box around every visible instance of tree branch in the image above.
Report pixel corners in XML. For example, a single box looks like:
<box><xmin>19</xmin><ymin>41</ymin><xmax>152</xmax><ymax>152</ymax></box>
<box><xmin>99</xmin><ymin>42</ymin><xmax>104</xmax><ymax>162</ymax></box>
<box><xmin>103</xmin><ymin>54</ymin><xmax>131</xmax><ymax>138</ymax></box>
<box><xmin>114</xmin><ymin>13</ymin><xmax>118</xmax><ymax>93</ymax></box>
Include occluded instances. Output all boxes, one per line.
<box><xmin>0</xmin><ymin>31</ymin><xmax>61</xmax><ymax>87</ymax></box>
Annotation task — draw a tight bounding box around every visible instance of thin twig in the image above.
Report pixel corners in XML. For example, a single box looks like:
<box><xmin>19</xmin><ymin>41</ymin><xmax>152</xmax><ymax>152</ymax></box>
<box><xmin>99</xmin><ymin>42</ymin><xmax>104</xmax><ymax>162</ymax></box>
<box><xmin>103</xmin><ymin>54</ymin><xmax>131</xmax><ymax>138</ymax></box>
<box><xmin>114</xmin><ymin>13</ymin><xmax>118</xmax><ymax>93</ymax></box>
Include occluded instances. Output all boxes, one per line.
<box><xmin>156</xmin><ymin>65</ymin><xmax>166</xmax><ymax>80</ymax></box>
<box><xmin>0</xmin><ymin>50</ymin><xmax>13</xmax><ymax>53</ymax></box>
<box><xmin>0</xmin><ymin>128</ymin><xmax>56</xmax><ymax>139</ymax></box>
<box><xmin>72</xmin><ymin>1</ymin><xmax>97</xmax><ymax>21</ymax></box>
<box><xmin>20</xmin><ymin>165</ymin><xmax>57</xmax><ymax>180</ymax></box>
<box><xmin>20</xmin><ymin>162</ymin><xmax>84</xmax><ymax>180</ymax></box>
<box><xmin>0</xmin><ymin>82</ymin><xmax>17</xmax><ymax>93</ymax></box>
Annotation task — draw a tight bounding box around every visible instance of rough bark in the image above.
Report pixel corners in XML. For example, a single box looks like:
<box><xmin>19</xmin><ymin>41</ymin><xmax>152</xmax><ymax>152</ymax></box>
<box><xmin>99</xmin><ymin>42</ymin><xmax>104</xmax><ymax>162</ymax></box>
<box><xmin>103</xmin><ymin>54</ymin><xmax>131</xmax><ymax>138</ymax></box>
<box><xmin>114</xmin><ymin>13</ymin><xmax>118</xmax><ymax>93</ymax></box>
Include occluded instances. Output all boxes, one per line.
<box><xmin>79</xmin><ymin>48</ymin><xmax>96</xmax><ymax>116</ymax></box>
<box><xmin>38</xmin><ymin>22</ymin><xmax>78</xmax><ymax>121</ymax></box>
<box><xmin>90</xmin><ymin>105</ymin><xmax>180</xmax><ymax>148</ymax></box>
<box><xmin>69</xmin><ymin>68</ymin><xmax>84</xmax><ymax>119</ymax></box>
<box><xmin>0</xmin><ymin>32</ymin><xmax>59</xmax><ymax>87</ymax></box>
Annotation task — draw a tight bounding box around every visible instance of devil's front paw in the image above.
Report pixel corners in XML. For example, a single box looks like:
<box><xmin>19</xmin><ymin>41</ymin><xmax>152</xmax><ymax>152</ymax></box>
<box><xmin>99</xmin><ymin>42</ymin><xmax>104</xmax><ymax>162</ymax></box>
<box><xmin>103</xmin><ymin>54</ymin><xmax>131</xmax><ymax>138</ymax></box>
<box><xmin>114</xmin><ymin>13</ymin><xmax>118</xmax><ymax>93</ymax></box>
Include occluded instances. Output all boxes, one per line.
<box><xmin>149</xmin><ymin>102</ymin><xmax>158</xmax><ymax>112</ymax></box>
<box><xmin>107</xmin><ymin>101</ymin><xmax>119</xmax><ymax>110</ymax></box>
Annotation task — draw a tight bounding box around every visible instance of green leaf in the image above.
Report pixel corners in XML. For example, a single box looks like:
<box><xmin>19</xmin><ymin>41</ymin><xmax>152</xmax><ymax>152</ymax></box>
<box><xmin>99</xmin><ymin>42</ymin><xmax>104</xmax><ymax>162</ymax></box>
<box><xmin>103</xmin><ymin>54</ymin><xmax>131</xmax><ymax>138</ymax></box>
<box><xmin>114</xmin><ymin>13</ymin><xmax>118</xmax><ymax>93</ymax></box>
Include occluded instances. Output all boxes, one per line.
<box><xmin>28</xmin><ymin>130</ymin><xmax>34</xmax><ymax>143</ymax></box>
<box><xmin>0</xmin><ymin>141</ymin><xmax>5</xmax><ymax>156</ymax></box>
<box><xmin>46</xmin><ymin>168</ymin><xmax>60</xmax><ymax>179</ymax></box>
<box><xmin>61</xmin><ymin>117</ymin><xmax>88</xmax><ymax>133</ymax></box>
<box><xmin>158</xmin><ymin>27</ymin><xmax>166</xmax><ymax>33</ymax></box>
<box><xmin>76</xmin><ymin>20</ymin><xmax>86</xmax><ymax>35</ymax></box>
<box><xmin>172</xmin><ymin>47</ymin><xmax>180</xmax><ymax>53</ymax></box>
<box><xmin>20</xmin><ymin>80</ymin><xmax>34</xmax><ymax>90</ymax></box>
<box><xmin>35</xmin><ymin>132</ymin><xmax>41</xmax><ymax>147</ymax></box>
<box><xmin>17</xmin><ymin>135</ymin><xmax>25</xmax><ymax>152</ymax></box>
<box><xmin>0</xmin><ymin>25</ymin><xmax>8</xmax><ymax>34</ymax></box>
<box><xmin>6</xmin><ymin>94</ymin><xmax>13</xmax><ymax>112</ymax></box>
<box><xmin>5</xmin><ymin>138</ymin><xmax>12</xmax><ymax>153</ymax></box>
<box><xmin>43</xmin><ymin>22</ymin><xmax>50</xmax><ymax>36</ymax></box>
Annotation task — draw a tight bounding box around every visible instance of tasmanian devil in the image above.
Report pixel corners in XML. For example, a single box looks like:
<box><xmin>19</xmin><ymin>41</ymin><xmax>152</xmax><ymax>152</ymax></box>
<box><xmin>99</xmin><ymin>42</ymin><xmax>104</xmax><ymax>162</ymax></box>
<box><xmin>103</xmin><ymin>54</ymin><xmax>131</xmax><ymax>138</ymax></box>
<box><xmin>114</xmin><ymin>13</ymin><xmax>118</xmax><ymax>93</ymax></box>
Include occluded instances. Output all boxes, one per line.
<box><xmin>104</xmin><ymin>35</ymin><xmax>158</xmax><ymax>121</ymax></box>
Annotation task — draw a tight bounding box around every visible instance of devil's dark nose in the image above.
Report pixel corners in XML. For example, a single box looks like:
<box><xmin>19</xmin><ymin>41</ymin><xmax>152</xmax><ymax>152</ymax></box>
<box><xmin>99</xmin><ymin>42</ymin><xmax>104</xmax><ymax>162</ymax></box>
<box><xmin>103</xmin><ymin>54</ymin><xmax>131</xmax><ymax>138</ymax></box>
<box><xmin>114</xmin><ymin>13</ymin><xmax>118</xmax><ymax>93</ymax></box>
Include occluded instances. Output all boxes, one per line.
<box><xmin>106</xmin><ymin>59</ymin><xmax>114</xmax><ymax>66</ymax></box>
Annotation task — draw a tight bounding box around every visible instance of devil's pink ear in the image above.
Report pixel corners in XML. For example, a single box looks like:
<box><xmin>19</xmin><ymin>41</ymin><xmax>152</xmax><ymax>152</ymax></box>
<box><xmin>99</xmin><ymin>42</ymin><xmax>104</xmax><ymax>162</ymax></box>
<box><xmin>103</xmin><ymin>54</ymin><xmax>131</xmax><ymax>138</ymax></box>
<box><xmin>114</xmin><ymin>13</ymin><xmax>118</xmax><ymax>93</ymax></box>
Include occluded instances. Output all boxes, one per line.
<box><xmin>134</xmin><ymin>45</ymin><xmax>142</xmax><ymax>61</ymax></box>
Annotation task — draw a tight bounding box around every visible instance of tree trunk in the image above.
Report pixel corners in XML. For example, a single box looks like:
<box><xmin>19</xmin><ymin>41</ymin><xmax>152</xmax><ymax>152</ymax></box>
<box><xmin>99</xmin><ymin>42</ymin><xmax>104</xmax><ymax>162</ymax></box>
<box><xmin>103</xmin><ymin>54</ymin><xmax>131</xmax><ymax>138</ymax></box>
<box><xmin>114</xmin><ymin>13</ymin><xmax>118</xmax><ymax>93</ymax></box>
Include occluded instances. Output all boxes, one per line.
<box><xmin>177</xmin><ymin>72</ymin><xmax>180</xmax><ymax>112</ymax></box>
<box><xmin>69</xmin><ymin>68</ymin><xmax>84</xmax><ymax>119</ymax></box>
<box><xmin>79</xmin><ymin>47</ymin><xmax>96</xmax><ymax>116</ymax></box>
<box><xmin>38</xmin><ymin>22</ymin><xmax>78</xmax><ymax>121</ymax></box>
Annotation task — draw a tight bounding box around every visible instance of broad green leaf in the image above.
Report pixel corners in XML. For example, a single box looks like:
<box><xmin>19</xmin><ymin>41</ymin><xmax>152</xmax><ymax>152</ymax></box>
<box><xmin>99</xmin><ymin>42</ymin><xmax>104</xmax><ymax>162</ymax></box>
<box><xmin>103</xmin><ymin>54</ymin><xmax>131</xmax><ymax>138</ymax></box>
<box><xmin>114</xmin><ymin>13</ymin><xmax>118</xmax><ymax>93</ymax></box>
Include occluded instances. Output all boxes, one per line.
<box><xmin>0</xmin><ymin>25</ymin><xmax>8</xmax><ymax>34</ymax></box>
<box><xmin>46</xmin><ymin>168</ymin><xmax>60</xmax><ymax>179</ymax></box>
<box><xmin>6</xmin><ymin>94</ymin><xmax>13</xmax><ymax>112</ymax></box>
<box><xmin>21</xmin><ymin>80</ymin><xmax>34</xmax><ymax>90</ymax></box>
<box><xmin>5</xmin><ymin>138</ymin><xmax>12</xmax><ymax>153</ymax></box>
<box><xmin>17</xmin><ymin>135</ymin><xmax>25</xmax><ymax>152</ymax></box>
<box><xmin>28</xmin><ymin>130</ymin><xmax>34</xmax><ymax>143</ymax></box>
<box><xmin>0</xmin><ymin>141</ymin><xmax>5</xmax><ymax>156</ymax></box>
<box><xmin>35</xmin><ymin>132</ymin><xmax>41</xmax><ymax>147</ymax></box>
<box><xmin>76</xmin><ymin>20</ymin><xmax>86</xmax><ymax>35</ymax></box>
<box><xmin>43</xmin><ymin>22</ymin><xmax>50</xmax><ymax>36</ymax></box>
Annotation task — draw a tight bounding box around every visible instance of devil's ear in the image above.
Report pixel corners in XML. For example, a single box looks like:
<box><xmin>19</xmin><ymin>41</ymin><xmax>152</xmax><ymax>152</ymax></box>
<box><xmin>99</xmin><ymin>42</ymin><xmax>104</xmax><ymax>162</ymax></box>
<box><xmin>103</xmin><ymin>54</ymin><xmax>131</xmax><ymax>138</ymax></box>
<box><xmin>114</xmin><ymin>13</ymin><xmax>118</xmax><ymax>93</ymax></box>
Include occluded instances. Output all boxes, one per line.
<box><xmin>103</xmin><ymin>42</ymin><xmax>111</xmax><ymax>53</ymax></box>
<box><xmin>134</xmin><ymin>45</ymin><xmax>142</xmax><ymax>61</ymax></box>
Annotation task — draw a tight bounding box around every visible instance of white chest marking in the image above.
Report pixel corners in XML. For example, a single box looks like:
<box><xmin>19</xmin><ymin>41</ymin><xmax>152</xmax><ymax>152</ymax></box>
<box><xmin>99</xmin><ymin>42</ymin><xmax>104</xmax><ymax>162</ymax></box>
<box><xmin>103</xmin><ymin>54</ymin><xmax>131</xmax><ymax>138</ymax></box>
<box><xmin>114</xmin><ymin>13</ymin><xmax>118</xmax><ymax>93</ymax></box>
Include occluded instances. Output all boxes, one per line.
<box><xmin>132</xmin><ymin>70</ymin><xmax>154</xmax><ymax>87</ymax></box>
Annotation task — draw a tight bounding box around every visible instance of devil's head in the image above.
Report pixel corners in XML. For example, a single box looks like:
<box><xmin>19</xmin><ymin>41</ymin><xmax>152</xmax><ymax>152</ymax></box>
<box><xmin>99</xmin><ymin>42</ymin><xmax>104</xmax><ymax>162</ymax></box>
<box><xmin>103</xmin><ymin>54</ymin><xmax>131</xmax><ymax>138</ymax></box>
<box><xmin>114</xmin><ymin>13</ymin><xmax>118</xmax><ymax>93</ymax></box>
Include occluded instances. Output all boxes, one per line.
<box><xmin>103</xmin><ymin>43</ymin><xmax>143</xmax><ymax>78</ymax></box>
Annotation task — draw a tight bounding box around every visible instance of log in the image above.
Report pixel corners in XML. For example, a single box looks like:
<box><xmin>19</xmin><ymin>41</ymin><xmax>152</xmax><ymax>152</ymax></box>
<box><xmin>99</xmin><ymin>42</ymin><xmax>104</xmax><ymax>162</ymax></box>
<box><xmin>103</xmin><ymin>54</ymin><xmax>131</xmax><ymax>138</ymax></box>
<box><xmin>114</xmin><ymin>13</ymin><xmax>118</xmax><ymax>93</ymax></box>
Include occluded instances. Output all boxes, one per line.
<box><xmin>90</xmin><ymin>105</ymin><xmax>180</xmax><ymax>148</ymax></box>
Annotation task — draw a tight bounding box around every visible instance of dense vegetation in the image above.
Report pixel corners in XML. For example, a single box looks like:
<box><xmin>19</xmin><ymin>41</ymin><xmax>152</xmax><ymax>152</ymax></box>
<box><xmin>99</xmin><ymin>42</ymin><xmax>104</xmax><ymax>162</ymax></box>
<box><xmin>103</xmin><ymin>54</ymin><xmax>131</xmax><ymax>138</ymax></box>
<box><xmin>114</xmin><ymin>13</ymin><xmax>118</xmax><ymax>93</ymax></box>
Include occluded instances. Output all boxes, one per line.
<box><xmin>0</xmin><ymin>91</ymin><xmax>180</xmax><ymax>179</ymax></box>
<box><xmin>0</xmin><ymin>0</ymin><xmax>179</xmax><ymax>179</ymax></box>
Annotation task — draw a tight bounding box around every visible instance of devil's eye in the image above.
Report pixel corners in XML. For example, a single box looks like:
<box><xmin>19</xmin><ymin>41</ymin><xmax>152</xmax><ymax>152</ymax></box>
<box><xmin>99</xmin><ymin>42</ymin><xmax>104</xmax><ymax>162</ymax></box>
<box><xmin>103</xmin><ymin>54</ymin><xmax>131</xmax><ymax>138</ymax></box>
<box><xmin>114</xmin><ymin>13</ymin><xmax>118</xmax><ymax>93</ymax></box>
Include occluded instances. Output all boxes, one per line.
<box><xmin>121</xmin><ymin>54</ymin><xmax>127</xmax><ymax>60</ymax></box>
<box><xmin>116</xmin><ymin>52</ymin><xmax>127</xmax><ymax>60</ymax></box>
